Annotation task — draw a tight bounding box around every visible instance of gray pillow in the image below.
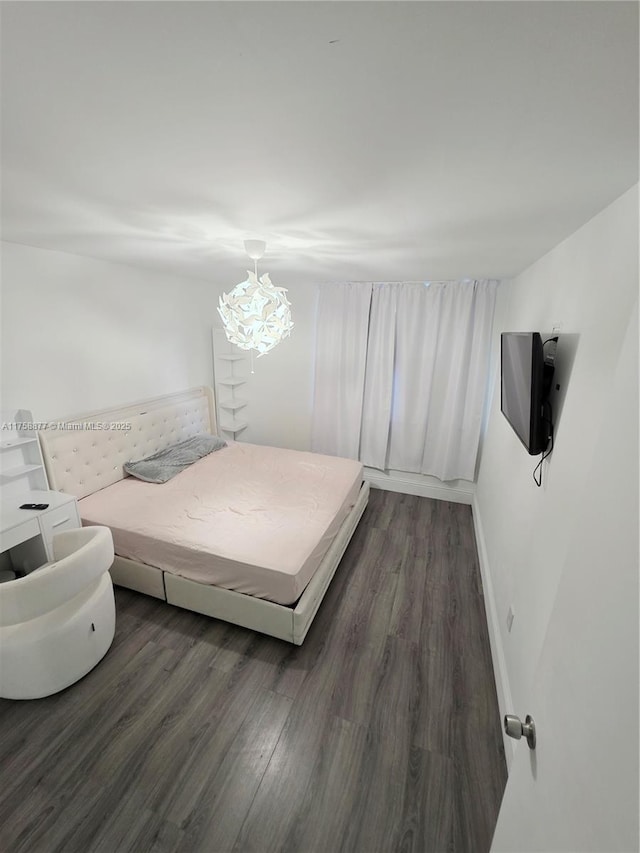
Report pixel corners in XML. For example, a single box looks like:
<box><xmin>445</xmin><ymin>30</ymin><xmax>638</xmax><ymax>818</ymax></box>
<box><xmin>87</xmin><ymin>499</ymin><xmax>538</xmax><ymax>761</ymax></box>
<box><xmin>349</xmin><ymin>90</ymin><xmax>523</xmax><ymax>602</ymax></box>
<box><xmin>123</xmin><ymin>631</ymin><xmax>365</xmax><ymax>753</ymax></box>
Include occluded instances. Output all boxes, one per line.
<box><xmin>124</xmin><ymin>434</ymin><xmax>227</xmax><ymax>484</ymax></box>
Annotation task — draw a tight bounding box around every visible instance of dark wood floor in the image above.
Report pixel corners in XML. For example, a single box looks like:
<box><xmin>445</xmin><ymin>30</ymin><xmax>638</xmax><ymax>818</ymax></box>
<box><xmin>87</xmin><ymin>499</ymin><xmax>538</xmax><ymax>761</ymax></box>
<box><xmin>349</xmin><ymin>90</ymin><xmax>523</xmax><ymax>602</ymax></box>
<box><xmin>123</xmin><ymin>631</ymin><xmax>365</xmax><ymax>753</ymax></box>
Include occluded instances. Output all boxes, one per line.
<box><xmin>0</xmin><ymin>488</ymin><xmax>507</xmax><ymax>853</ymax></box>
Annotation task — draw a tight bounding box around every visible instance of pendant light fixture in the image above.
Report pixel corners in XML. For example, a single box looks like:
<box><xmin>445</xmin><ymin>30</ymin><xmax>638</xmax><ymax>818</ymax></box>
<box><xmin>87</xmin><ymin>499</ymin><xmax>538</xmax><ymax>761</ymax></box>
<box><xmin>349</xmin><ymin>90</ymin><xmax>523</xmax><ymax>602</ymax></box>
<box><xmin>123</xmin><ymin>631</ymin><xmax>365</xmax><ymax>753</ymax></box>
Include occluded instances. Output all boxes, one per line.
<box><xmin>217</xmin><ymin>240</ymin><xmax>294</xmax><ymax>368</ymax></box>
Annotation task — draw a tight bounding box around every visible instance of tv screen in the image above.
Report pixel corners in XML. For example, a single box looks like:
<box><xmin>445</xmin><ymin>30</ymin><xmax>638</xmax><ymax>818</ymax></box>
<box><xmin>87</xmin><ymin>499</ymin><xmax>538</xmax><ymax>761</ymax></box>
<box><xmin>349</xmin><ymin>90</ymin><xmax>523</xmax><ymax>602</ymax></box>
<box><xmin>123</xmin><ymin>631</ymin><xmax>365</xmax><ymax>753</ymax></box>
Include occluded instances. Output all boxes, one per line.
<box><xmin>501</xmin><ymin>332</ymin><xmax>549</xmax><ymax>455</ymax></box>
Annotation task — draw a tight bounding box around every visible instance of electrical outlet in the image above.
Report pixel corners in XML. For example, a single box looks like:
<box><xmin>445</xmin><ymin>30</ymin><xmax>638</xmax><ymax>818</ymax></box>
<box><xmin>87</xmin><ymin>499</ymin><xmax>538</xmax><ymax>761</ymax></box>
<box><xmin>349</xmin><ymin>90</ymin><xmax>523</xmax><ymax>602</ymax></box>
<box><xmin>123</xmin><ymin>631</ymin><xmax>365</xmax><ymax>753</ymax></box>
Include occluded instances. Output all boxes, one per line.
<box><xmin>507</xmin><ymin>606</ymin><xmax>515</xmax><ymax>632</ymax></box>
<box><xmin>551</xmin><ymin>322</ymin><xmax>563</xmax><ymax>335</ymax></box>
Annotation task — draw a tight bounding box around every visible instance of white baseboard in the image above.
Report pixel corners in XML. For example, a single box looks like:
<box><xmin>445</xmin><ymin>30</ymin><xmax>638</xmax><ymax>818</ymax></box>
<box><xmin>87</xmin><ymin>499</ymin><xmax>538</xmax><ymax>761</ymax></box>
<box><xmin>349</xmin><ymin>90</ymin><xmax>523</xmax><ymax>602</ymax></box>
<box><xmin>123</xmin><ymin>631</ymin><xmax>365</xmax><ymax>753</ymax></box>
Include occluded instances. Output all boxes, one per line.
<box><xmin>364</xmin><ymin>468</ymin><xmax>474</xmax><ymax>505</ymax></box>
<box><xmin>472</xmin><ymin>493</ymin><xmax>515</xmax><ymax>769</ymax></box>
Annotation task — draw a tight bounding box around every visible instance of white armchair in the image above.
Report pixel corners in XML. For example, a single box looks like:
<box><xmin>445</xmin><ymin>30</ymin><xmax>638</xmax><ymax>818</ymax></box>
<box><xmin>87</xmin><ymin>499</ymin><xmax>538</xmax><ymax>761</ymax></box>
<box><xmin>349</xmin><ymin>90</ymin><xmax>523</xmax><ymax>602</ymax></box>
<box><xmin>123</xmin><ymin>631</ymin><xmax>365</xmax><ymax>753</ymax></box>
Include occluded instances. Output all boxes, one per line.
<box><xmin>0</xmin><ymin>526</ymin><xmax>116</xmax><ymax>699</ymax></box>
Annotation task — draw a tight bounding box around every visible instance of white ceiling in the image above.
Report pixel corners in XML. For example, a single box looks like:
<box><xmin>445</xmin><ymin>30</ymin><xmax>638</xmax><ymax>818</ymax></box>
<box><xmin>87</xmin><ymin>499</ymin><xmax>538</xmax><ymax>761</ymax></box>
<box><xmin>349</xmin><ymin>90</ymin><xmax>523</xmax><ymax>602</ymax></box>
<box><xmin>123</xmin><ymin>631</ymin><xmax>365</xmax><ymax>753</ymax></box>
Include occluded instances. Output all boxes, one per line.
<box><xmin>1</xmin><ymin>1</ymin><xmax>638</xmax><ymax>286</ymax></box>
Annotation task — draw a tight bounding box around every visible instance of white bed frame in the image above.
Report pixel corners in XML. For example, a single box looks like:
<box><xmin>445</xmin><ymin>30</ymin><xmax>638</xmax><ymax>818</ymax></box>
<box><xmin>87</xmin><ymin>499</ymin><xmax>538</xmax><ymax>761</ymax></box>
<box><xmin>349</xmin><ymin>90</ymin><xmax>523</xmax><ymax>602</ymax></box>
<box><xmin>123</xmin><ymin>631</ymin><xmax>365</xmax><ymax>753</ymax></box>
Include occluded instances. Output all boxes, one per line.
<box><xmin>38</xmin><ymin>387</ymin><xmax>369</xmax><ymax>645</ymax></box>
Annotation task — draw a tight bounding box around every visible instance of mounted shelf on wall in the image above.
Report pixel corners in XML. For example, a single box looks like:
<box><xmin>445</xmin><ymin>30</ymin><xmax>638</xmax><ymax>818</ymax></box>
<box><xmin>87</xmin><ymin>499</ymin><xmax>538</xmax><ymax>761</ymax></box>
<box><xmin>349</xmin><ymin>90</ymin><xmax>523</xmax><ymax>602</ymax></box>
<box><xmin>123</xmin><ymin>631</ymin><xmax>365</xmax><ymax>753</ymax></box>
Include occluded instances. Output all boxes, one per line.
<box><xmin>212</xmin><ymin>329</ymin><xmax>250</xmax><ymax>439</ymax></box>
<box><xmin>0</xmin><ymin>410</ymin><xmax>49</xmax><ymax>498</ymax></box>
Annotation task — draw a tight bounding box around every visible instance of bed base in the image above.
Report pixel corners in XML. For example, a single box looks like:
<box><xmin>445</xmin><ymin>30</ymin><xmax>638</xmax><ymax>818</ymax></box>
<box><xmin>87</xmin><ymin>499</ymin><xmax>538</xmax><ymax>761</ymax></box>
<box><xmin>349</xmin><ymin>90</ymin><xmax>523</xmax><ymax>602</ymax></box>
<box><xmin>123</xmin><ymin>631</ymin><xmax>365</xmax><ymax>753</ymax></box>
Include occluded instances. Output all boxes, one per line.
<box><xmin>110</xmin><ymin>481</ymin><xmax>369</xmax><ymax>645</ymax></box>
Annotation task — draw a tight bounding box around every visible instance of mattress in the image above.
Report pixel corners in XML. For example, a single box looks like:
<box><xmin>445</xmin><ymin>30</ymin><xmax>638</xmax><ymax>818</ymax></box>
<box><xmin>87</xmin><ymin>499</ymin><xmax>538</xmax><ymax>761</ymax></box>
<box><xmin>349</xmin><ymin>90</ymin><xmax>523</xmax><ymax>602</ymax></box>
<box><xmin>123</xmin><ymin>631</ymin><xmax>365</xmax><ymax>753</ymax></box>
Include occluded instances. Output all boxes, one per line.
<box><xmin>79</xmin><ymin>441</ymin><xmax>363</xmax><ymax>606</ymax></box>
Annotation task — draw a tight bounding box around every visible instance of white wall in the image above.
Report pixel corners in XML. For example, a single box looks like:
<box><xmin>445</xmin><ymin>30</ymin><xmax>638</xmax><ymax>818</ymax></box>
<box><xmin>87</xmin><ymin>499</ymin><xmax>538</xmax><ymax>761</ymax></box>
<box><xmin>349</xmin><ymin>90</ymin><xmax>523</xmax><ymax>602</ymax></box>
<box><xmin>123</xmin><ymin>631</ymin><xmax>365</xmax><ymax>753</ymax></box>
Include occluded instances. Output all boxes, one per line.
<box><xmin>473</xmin><ymin>184</ymin><xmax>638</xmax><ymax>755</ymax></box>
<box><xmin>491</xmin><ymin>305</ymin><xmax>638</xmax><ymax>853</ymax></box>
<box><xmin>0</xmin><ymin>243</ymin><xmax>319</xmax><ymax>453</ymax></box>
<box><xmin>1</xmin><ymin>242</ymin><xmax>216</xmax><ymax>420</ymax></box>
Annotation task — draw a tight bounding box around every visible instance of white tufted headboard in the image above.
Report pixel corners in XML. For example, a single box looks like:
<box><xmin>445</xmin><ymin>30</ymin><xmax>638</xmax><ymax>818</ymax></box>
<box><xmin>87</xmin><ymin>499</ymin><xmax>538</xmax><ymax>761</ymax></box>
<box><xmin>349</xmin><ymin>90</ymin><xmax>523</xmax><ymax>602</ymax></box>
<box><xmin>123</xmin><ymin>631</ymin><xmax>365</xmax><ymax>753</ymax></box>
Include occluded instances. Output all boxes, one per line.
<box><xmin>39</xmin><ymin>387</ymin><xmax>217</xmax><ymax>500</ymax></box>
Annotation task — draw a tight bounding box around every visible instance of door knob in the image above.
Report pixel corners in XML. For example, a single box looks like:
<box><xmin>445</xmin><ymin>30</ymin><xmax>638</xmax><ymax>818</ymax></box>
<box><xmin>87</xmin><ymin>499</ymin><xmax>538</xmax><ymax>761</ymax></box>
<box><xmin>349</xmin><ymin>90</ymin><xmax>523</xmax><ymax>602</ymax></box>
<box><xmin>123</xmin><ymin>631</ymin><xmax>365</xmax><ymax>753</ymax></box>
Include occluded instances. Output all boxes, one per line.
<box><xmin>504</xmin><ymin>714</ymin><xmax>536</xmax><ymax>749</ymax></box>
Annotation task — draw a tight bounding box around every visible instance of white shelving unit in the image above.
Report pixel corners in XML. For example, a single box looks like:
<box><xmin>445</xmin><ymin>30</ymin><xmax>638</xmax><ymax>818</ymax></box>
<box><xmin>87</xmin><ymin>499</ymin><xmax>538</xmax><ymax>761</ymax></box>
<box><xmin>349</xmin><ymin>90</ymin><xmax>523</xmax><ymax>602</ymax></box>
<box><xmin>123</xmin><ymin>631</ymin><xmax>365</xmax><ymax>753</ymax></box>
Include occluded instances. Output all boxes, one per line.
<box><xmin>212</xmin><ymin>329</ymin><xmax>250</xmax><ymax>439</ymax></box>
<box><xmin>0</xmin><ymin>410</ymin><xmax>49</xmax><ymax>500</ymax></box>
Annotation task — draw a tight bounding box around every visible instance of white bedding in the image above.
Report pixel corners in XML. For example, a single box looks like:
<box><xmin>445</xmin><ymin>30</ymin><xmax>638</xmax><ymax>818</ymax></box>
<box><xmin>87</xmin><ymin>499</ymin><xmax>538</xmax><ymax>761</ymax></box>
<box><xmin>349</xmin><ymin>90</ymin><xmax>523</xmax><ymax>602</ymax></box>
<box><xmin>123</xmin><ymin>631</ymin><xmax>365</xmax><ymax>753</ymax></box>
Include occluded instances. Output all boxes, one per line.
<box><xmin>79</xmin><ymin>442</ymin><xmax>363</xmax><ymax>606</ymax></box>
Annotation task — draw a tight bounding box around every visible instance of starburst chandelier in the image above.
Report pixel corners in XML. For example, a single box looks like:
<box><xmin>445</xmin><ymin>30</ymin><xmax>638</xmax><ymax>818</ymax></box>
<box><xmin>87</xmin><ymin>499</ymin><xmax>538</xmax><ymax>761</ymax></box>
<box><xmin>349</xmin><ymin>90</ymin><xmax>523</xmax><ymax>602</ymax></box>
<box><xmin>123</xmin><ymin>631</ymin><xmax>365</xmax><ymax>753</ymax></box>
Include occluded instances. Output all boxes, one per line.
<box><xmin>217</xmin><ymin>240</ymin><xmax>294</xmax><ymax>362</ymax></box>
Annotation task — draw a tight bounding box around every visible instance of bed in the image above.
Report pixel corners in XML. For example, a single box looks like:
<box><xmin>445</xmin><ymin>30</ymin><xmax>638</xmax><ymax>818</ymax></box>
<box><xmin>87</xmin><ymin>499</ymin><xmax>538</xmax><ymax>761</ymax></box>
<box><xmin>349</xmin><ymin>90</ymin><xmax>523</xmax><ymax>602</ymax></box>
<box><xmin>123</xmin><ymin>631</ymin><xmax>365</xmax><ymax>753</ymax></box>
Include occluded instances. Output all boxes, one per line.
<box><xmin>38</xmin><ymin>387</ymin><xmax>369</xmax><ymax>644</ymax></box>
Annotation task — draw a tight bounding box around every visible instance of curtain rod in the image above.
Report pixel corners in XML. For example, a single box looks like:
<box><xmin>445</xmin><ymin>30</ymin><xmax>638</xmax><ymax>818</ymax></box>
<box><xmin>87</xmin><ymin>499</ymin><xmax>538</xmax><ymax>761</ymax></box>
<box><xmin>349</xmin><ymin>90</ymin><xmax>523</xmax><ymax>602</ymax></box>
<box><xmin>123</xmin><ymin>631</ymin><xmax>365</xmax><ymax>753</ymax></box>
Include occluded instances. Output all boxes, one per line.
<box><xmin>322</xmin><ymin>278</ymin><xmax>480</xmax><ymax>285</ymax></box>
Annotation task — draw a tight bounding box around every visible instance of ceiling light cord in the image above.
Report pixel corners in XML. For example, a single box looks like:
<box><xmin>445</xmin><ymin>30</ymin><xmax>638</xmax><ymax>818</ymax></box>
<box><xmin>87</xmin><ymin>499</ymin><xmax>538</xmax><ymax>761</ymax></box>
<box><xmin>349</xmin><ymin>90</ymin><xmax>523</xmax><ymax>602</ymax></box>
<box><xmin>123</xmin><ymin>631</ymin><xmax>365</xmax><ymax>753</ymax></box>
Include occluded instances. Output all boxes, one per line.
<box><xmin>251</xmin><ymin>258</ymin><xmax>258</xmax><ymax>371</ymax></box>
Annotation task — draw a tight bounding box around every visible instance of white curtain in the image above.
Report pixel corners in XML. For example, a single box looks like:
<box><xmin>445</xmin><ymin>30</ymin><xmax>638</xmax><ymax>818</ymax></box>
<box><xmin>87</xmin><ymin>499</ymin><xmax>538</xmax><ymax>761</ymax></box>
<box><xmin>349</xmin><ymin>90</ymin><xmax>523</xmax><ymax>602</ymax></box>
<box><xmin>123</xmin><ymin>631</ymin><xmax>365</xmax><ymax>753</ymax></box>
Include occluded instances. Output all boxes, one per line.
<box><xmin>422</xmin><ymin>280</ymin><xmax>498</xmax><ymax>480</ymax></box>
<box><xmin>311</xmin><ymin>282</ymin><xmax>372</xmax><ymax>459</ymax></box>
<box><xmin>312</xmin><ymin>279</ymin><xmax>497</xmax><ymax>481</ymax></box>
<box><xmin>360</xmin><ymin>283</ymin><xmax>398</xmax><ymax>468</ymax></box>
<box><xmin>386</xmin><ymin>280</ymin><xmax>497</xmax><ymax>480</ymax></box>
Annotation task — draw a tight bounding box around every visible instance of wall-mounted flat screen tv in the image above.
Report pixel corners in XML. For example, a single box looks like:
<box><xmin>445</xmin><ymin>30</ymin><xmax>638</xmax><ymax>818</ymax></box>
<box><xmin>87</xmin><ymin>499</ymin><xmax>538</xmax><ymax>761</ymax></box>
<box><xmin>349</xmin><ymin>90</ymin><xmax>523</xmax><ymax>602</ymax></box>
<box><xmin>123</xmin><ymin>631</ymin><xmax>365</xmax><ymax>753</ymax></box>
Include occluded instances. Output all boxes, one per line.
<box><xmin>501</xmin><ymin>332</ymin><xmax>551</xmax><ymax>455</ymax></box>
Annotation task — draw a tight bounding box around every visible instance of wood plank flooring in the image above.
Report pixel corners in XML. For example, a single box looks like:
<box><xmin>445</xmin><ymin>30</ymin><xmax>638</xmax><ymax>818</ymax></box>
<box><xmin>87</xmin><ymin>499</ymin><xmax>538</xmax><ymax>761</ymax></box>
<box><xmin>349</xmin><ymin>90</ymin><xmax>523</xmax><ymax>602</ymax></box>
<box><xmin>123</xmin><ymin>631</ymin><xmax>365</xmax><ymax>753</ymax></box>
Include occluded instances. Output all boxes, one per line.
<box><xmin>0</xmin><ymin>488</ymin><xmax>507</xmax><ymax>853</ymax></box>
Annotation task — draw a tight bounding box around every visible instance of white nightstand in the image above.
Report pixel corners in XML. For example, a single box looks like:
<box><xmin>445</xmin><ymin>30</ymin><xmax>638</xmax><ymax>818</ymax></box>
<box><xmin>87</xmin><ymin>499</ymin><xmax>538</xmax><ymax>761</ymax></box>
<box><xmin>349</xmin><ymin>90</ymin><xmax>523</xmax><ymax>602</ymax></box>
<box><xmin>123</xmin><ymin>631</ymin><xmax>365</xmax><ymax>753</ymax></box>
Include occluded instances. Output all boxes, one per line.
<box><xmin>0</xmin><ymin>490</ymin><xmax>81</xmax><ymax>575</ymax></box>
